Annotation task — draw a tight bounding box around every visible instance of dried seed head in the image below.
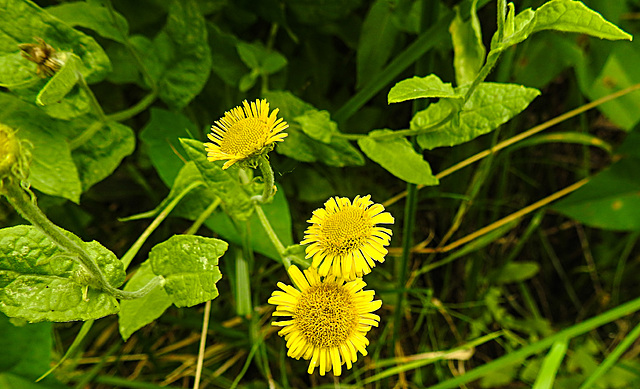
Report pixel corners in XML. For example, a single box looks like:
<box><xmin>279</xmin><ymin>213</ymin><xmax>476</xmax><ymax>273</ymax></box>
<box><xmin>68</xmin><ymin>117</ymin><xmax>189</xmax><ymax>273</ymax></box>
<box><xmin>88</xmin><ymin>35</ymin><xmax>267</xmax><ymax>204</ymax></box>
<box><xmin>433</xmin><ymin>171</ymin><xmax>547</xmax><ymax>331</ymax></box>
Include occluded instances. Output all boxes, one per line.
<box><xmin>18</xmin><ymin>37</ymin><xmax>63</xmax><ymax>77</ymax></box>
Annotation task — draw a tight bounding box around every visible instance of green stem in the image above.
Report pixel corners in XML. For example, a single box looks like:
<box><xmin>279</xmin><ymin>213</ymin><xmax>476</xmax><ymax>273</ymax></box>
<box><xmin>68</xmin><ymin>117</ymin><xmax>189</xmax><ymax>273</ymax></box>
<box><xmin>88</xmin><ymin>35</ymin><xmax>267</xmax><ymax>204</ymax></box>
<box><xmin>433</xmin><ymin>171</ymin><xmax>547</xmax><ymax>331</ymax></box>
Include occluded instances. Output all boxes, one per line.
<box><xmin>255</xmin><ymin>204</ymin><xmax>288</xmax><ymax>266</ymax></box>
<box><xmin>107</xmin><ymin>92</ymin><xmax>157</xmax><ymax>122</ymax></box>
<box><xmin>184</xmin><ymin>198</ymin><xmax>221</xmax><ymax>235</ymax></box>
<box><xmin>69</xmin><ymin>121</ymin><xmax>104</xmax><ymax>150</ymax></box>
<box><xmin>77</xmin><ymin>74</ymin><xmax>107</xmax><ymax>122</ymax></box>
<box><xmin>121</xmin><ymin>181</ymin><xmax>204</xmax><ymax>269</ymax></box>
<box><xmin>1</xmin><ymin>179</ymin><xmax>163</xmax><ymax>300</ymax></box>
<box><xmin>252</xmin><ymin>155</ymin><xmax>276</xmax><ymax>204</ymax></box>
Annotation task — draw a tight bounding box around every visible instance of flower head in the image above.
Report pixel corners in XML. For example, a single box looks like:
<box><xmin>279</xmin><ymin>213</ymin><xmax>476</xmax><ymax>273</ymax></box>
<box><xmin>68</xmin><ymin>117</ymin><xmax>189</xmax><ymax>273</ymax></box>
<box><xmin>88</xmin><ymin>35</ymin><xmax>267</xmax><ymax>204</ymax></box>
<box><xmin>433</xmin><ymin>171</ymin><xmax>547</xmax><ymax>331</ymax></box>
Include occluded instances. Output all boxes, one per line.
<box><xmin>300</xmin><ymin>195</ymin><xmax>394</xmax><ymax>280</ymax></box>
<box><xmin>269</xmin><ymin>265</ymin><xmax>381</xmax><ymax>376</ymax></box>
<box><xmin>204</xmin><ymin>99</ymin><xmax>288</xmax><ymax>169</ymax></box>
<box><xmin>0</xmin><ymin>124</ymin><xmax>29</xmax><ymax>184</ymax></box>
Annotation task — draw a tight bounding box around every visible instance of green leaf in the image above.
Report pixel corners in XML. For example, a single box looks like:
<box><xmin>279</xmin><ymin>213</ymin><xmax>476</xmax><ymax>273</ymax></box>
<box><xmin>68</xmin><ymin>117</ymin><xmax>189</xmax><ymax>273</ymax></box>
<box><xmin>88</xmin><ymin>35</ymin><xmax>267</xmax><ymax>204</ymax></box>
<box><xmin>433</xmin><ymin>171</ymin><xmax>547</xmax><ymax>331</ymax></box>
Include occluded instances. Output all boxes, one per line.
<box><xmin>35</xmin><ymin>53</ymin><xmax>79</xmax><ymax>106</ymax></box>
<box><xmin>450</xmin><ymin>3</ymin><xmax>486</xmax><ymax>86</ymax></box>
<box><xmin>531</xmin><ymin>0</ymin><xmax>632</xmax><ymax>41</ymax></box>
<box><xmin>0</xmin><ymin>0</ymin><xmax>111</xmax><ymax>84</ymax></box>
<box><xmin>494</xmin><ymin>262</ymin><xmax>540</xmax><ymax>284</ymax></box>
<box><xmin>0</xmin><ymin>313</ymin><xmax>51</xmax><ymax>380</ymax></box>
<box><xmin>532</xmin><ymin>339</ymin><xmax>568</xmax><ymax>389</ymax></box>
<box><xmin>207</xmin><ymin>23</ymin><xmax>248</xmax><ymax>87</ymax></box>
<box><xmin>72</xmin><ymin>121</ymin><xmax>136</xmax><ymax>191</ymax></box>
<box><xmin>264</xmin><ymin>90</ymin><xmax>365</xmax><ymax>167</ymax></box>
<box><xmin>285</xmin><ymin>0</ymin><xmax>362</xmax><ymax>24</ymax></box>
<box><xmin>388</xmin><ymin>74</ymin><xmax>458</xmax><ymax>104</ymax></box>
<box><xmin>204</xmin><ymin>183</ymin><xmax>293</xmax><ymax>261</ymax></box>
<box><xmin>118</xmin><ymin>262</ymin><xmax>172</xmax><ymax>341</ymax></box>
<box><xmin>587</xmin><ymin>42</ymin><xmax>640</xmax><ymax>130</ymax></box>
<box><xmin>494</xmin><ymin>0</ymin><xmax>632</xmax><ymax>51</ymax></box>
<box><xmin>416</xmin><ymin>83</ymin><xmax>540</xmax><ymax>150</ymax></box>
<box><xmin>358</xmin><ymin>130</ymin><xmax>438</xmax><ymax>186</ymax></box>
<box><xmin>149</xmin><ymin>235</ymin><xmax>227</xmax><ymax>308</ymax></box>
<box><xmin>236</xmin><ymin>41</ymin><xmax>287</xmax><ymax>75</ymax></box>
<box><xmin>180</xmin><ymin>138</ymin><xmax>255</xmax><ymax>220</ymax></box>
<box><xmin>46</xmin><ymin>2</ymin><xmax>129</xmax><ymax>43</ymax></box>
<box><xmin>0</xmin><ymin>93</ymin><xmax>81</xmax><ymax>202</ymax></box>
<box><xmin>154</xmin><ymin>0</ymin><xmax>212</xmax><ymax>108</ymax></box>
<box><xmin>0</xmin><ymin>225</ymin><xmax>124</xmax><ymax>322</ymax></box>
<box><xmin>140</xmin><ymin>108</ymin><xmax>197</xmax><ymax>186</ymax></box>
<box><xmin>552</xmin><ymin>158</ymin><xmax>640</xmax><ymax>231</ymax></box>
<box><xmin>294</xmin><ymin>110</ymin><xmax>337</xmax><ymax>143</ymax></box>
<box><xmin>357</xmin><ymin>0</ymin><xmax>399</xmax><ymax>89</ymax></box>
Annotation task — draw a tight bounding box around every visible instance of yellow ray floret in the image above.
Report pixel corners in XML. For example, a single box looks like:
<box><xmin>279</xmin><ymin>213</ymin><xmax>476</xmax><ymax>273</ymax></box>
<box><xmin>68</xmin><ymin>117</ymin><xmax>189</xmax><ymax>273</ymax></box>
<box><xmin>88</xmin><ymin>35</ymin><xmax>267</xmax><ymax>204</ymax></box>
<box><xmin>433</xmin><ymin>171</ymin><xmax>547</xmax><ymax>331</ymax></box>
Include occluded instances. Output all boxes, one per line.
<box><xmin>269</xmin><ymin>265</ymin><xmax>382</xmax><ymax>376</ymax></box>
<box><xmin>300</xmin><ymin>195</ymin><xmax>394</xmax><ymax>280</ymax></box>
<box><xmin>204</xmin><ymin>99</ymin><xmax>288</xmax><ymax>169</ymax></box>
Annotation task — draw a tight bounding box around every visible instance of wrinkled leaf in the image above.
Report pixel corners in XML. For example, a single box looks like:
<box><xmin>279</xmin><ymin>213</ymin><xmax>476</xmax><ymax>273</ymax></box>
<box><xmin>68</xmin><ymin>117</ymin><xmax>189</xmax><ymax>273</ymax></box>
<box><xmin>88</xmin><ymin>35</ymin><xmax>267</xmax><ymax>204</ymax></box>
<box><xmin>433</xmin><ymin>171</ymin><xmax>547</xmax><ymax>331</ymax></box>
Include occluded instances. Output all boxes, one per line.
<box><xmin>72</xmin><ymin>121</ymin><xmax>136</xmax><ymax>191</ymax></box>
<box><xmin>358</xmin><ymin>129</ymin><xmax>438</xmax><ymax>185</ymax></box>
<box><xmin>416</xmin><ymin>83</ymin><xmax>540</xmax><ymax>150</ymax></box>
<box><xmin>149</xmin><ymin>235</ymin><xmax>227</xmax><ymax>308</ymax></box>
<box><xmin>119</xmin><ymin>262</ymin><xmax>172</xmax><ymax>341</ymax></box>
<box><xmin>0</xmin><ymin>226</ymin><xmax>124</xmax><ymax>322</ymax></box>
<box><xmin>154</xmin><ymin>0</ymin><xmax>212</xmax><ymax>108</ymax></box>
<box><xmin>388</xmin><ymin>74</ymin><xmax>458</xmax><ymax>104</ymax></box>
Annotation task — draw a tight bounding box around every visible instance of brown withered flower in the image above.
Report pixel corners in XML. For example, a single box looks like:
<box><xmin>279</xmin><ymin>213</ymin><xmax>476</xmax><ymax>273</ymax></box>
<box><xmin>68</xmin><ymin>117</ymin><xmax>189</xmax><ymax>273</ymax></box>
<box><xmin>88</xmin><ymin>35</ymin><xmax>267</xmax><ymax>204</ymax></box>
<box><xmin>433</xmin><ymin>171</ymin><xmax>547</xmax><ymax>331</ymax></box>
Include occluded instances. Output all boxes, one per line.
<box><xmin>18</xmin><ymin>37</ymin><xmax>64</xmax><ymax>77</ymax></box>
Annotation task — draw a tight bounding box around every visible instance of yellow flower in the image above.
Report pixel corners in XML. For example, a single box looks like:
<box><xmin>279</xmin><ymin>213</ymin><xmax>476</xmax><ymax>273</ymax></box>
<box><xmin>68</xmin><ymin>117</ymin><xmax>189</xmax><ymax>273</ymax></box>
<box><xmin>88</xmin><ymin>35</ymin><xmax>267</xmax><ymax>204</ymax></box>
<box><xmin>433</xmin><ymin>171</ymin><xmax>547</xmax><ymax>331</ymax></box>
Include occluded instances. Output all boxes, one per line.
<box><xmin>300</xmin><ymin>195</ymin><xmax>394</xmax><ymax>280</ymax></box>
<box><xmin>204</xmin><ymin>99</ymin><xmax>288</xmax><ymax>169</ymax></box>
<box><xmin>269</xmin><ymin>265</ymin><xmax>382</xmax><ymax>376</ymax></box>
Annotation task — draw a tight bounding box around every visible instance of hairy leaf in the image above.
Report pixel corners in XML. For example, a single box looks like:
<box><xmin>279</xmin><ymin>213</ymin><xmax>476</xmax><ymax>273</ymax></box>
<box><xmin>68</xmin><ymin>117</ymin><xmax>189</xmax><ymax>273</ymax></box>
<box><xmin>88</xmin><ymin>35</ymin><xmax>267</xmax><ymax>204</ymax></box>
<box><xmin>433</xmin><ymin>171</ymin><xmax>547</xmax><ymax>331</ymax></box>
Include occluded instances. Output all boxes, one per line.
<box><xmin>0</xmin><ymin>226</ymin><xmax>124</xmax><ymax>322</ymax></box>
<box><xmin>416</xmin><ymin>83</ymin><xmax>540</xmax><ymax>150</ymax></box>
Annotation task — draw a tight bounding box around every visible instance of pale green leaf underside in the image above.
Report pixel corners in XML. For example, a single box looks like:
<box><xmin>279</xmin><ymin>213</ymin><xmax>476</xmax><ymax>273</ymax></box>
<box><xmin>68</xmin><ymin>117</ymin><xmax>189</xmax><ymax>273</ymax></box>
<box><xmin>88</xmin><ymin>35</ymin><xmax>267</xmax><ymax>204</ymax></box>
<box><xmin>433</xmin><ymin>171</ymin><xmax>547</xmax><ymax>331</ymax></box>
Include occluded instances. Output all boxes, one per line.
<box><xmin>358</xmin><ymin>129</ymin><xmax>439</xmax><ymax>185</ymax></box>
<box><xmin>388</xmin><ymin>74</ymin><xmax>458</xmax><ymax>104</ymax></box>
